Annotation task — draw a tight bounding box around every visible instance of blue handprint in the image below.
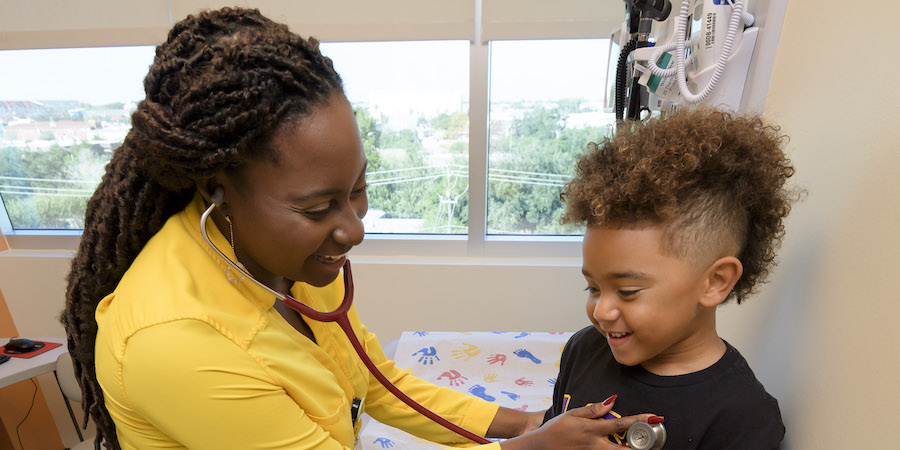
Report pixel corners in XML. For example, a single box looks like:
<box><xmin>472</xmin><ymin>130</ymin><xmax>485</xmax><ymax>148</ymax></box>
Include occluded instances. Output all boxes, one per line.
<box><xmin>412</xmin><ymin>347</ymin><xmax>439</xmax><ymax>365</ymax></box>
<box><xmin>374</xmin><ymin>437</ymin><xmax>395</xmax><ymax>448</ymax></box>
<box><xmin>513</xmin><ymin>332</ymin><xmax>530</xmax><ymax>339</ymax></box>
<box><xmin>413</xmin><ymin>331</ymin><xmax>428</xmax><ymax>337</ymax></box>
<box><xmin>468</xmin><ymin>384</ymin><xmax>496</xmax><ymax>402</ymax></box>
<box><xmin>513</xmin><ymin>348</ymin><xmax>542</xmax><ymax>364</ymax></box>
<box><xmin>500</xmin><ymin>391</ymin><xmax>520</xmax><ymax>400</ymax></box>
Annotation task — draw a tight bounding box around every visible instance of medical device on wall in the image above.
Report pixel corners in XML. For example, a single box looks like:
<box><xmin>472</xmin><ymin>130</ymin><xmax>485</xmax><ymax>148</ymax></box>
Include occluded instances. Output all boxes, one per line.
<box><xmin>607</xmin><ymin>0</ymin><xmax>759</xmax><ymax>119</ymax></box>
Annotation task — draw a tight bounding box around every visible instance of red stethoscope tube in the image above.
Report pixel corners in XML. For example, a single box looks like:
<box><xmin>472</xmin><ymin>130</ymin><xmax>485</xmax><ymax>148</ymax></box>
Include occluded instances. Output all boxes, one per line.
<box><xmin>282</xmin><ymin>260</ymin><xmax>492</xmax><ymax>445</ymax></box>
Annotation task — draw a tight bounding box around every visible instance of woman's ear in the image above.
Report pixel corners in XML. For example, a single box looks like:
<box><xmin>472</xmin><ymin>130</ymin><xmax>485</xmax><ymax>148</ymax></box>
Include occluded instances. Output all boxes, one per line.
<box><xmin>194</xmin><ymin>175</ymin><xmax>226</xmax><ymax>206</ymax></box>
<box><xmin>700</xmin><ymin>256</ymin><xmax>743</xmax><ymax>307</ymax></box>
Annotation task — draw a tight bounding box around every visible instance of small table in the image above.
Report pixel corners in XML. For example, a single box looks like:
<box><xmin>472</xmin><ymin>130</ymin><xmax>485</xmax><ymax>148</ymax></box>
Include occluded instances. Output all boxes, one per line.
<box><xmin>358</xmin><ymin>331</ymin><xmax>573</xmax><ymax>449</ymax></box>
<box><xmin>0</xmin><ymin>337</ymin><xmax>67</xmax><ymax>388</ymax></box>
<box><xmin>0</xmin><ymin>337</ymin><xmax>82</xmax><ymax>441</ymax></box>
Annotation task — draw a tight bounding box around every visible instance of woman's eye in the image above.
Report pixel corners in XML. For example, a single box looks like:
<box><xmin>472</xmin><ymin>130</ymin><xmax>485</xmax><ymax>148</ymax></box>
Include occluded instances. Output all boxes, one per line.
<box><xmin>300</xmin><ymin>204</ymin><xmax>332</xmax><ymax>217</ymax></box>
<box><xmin>619</xmin><ymin>289</ymin><xmax>640</xmax><ymax>297</ymax></box>
<box><xmin>352</xmin><ymin>184</ymin><xmax>369</xmax><ymax>195</ymax></box>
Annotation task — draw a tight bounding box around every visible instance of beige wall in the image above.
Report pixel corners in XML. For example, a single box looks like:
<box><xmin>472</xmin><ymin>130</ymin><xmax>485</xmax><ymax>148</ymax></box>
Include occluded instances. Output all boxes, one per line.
<box><xmin>2</xmin><ymin>1</ymin><xmax>899</xmax><ymax>449</ymax></box>
<box><xmin>756</xmin><ymin>0</ymin><xmax>900</xmax><ymax>447</ymax></box>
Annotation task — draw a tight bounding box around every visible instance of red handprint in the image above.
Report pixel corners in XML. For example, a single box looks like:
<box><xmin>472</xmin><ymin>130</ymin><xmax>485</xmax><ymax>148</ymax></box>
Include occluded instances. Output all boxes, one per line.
<box><xmin>437</xmin><ymin>369</ymin><xmax>468</xmax><ymax>387</ymax></box>
<box><xmin>515</xmin><ymin>377</ymin><xmax>534</xmax><ymax>387</ymax></box>
<box><xmin>487</xmin><ymin>354</ymin><xmax>507</xmax><ymax>365</ymax></box>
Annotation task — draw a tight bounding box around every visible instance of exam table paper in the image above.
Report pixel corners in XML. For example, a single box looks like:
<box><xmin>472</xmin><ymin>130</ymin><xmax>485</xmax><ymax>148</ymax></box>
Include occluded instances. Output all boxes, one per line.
<box><xmin>358</xmin><ymin>331</ymin><xmax>573</xmax><ymax>449</ymax></box>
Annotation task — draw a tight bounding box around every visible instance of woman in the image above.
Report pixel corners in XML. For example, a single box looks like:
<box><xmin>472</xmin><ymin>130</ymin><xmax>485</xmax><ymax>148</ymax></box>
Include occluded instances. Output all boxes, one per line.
<box><xmin>62</xmin><ymin>7</ymin><xmax>650</xmax><ymax>449</ymax></box>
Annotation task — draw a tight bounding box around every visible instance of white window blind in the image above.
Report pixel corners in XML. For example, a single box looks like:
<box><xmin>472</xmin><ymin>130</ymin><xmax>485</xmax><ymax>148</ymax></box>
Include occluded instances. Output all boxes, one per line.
<box><xmin>0</xmin><ymin>0</ymin><xmax>172</xmax><ymax>49</ymax></box>
<box><xmin>481</xmin><ymin>0</ymin><xmax>623</xmax><ymax>41</ymax></box>
<box><xmin>172</xmin><ymin>0</ymin><xmax>475</xmax><ymax>42</ymax></box>
<box><xmin>1</xmin><ymin>0</ymin><xmax>475</xmax><ymax>50</ymax></box>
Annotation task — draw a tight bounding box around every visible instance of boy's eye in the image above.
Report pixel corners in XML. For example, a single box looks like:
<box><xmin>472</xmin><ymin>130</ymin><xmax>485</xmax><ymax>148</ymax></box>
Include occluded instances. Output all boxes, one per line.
<box><xmin>352</xmin><ymin>184</ymin><xmax>369</xmax><ymax>195</ymax></box>
<box><xmin>619</xmin><ymin>289</ymin><xmax>640</xmax><ymax>297</ymax></box>
<box><xmin>584</xmin><ymin>286</ymin><xmax>599</xmax><ymax>294</ymax></box>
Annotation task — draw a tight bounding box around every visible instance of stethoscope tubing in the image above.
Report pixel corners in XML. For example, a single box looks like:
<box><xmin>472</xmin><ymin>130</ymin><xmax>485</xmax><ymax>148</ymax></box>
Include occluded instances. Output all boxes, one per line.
<box><xmin>200</xmin><ymin>200</ymin><xmax>491</xmax><ymax>445</ymax></box>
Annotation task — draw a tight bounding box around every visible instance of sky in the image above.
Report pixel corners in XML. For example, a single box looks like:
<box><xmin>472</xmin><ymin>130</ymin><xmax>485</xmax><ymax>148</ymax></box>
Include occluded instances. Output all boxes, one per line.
<box><xmin>0</xmin><ymin>39</ymin><xmax>609</xmax><ymax>107</ymax></box>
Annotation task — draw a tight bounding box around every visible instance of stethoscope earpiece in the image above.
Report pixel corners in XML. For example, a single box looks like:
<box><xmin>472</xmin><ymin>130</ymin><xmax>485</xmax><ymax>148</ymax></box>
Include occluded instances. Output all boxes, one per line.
<box><xmin>211</xmin><ymin>186</ymin><xmax>225</xmax><ymax>208</ymax></box>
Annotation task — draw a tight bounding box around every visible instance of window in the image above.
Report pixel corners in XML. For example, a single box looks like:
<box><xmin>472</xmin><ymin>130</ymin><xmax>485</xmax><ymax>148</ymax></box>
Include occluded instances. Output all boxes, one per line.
<box><xmin>321</xmin><ymin>41</ymin><xmax>470</xmax><ymax>234</ymax></box>
<box><xmin>0</xmin><ymin>39</ymin><xmax>608</xmax><ymax>256</ymax></box>
<box><xmin>0</xmin><ymin>46</ymin><xmax>155</xmax><ymax>230</ymax></box>
<box><xmin>486</xmin><ymin>39</ymin><xmax>614</xmax><ymax>235</ymax></box>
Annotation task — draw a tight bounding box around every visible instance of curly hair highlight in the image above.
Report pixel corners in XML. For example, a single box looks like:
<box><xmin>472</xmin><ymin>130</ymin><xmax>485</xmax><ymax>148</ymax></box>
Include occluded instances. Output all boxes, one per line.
<box><xmin>561</xmin><ymin>108</ymin><xmax>800</xmax><ymax>304</ymax></box>
<box><xmin>60</xmin><ymin>8</ymin><xmax>343</xmax><ymax>449</ymax></box>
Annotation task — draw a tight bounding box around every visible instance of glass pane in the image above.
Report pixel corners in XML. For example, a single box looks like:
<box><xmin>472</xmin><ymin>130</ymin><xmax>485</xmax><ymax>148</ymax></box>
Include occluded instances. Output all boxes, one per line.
<box><xmin>487</xmin><ymin>40</ymin><xmax>614</xmax><ymax>235</ymax></box>
<box><xmin>0</xmin><ymin>46</ymin><xmax>154</xmax><ymax>230</ymax></box>
<box><xmin>321</xmin><ymin>41</ymin><xmax>469</xmax><ymax>234</ymax></box>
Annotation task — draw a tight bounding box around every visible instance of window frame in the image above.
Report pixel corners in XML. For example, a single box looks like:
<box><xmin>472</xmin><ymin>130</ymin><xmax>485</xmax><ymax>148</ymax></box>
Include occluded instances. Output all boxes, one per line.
<box><xmin>0</xmin><ymin>20</ymin><xmax>587</xmax><ymax>260</ymax></box>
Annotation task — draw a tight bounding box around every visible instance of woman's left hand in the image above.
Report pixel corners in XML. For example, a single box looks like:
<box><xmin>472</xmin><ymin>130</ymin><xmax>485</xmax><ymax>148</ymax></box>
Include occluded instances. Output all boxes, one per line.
<box><xmin>486</xmin><ymin>407</ymin><xmax>548</xmax><ymax>438</ymax></box>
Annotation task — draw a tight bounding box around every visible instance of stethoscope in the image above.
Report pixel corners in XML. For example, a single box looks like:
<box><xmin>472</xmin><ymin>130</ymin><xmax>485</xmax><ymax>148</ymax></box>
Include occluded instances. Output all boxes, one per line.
<box><xmin>199</xmin><ymin>187</ymin><xmax>492</xmax><ymax>445</ymax></box>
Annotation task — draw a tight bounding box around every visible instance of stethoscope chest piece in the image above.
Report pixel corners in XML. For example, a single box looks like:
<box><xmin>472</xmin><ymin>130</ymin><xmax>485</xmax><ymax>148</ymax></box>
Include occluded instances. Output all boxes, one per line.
<box><xmin>626</xmin><ymin>422</ymin><xmax>666</xmax><ymax>450</ymax></box>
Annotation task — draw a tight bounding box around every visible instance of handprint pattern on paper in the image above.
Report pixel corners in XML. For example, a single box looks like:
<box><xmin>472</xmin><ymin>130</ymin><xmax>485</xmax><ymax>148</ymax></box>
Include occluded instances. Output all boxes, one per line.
<box><xmin>451</xmin><ymin>343</ymin><xmax>481</xmax><ymax>361</ymax></box>
<box><xmin>515</xmin><ymin>377</ymin><xmax>534</xmax><ymax>387</ymax></box>
<box><xmin>360</xmin><ymin>331</ymin><xmax>574</xmax><ymax>450</ymax></box>
<box><xmin>436</xmin><ymin>370</ymin><xmax>468</xmax><ymax>386</ymax></box>
<box><xmin>374</xmin><ymin>437</ymin><xmax>394</xmax><ymax>448</ymax></box>
<box><xmin>412</xmin><ymin>347</ymin><xmax>439</xmax><ymax>365</ymax></box>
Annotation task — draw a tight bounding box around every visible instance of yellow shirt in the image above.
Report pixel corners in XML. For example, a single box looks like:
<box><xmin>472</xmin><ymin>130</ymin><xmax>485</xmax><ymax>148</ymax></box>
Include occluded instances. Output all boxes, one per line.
<box><xmin>95</xmin><ymin>195</ymin><xmax>501</xmax><ymax>449</ymax></box>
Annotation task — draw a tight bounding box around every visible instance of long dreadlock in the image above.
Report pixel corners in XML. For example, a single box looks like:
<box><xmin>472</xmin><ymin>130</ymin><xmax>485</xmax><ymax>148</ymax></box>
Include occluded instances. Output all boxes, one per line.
<box><xmin>61</xmin><ymin>8</ymin><xmax>344</xmax><ymax>448</ymax></box>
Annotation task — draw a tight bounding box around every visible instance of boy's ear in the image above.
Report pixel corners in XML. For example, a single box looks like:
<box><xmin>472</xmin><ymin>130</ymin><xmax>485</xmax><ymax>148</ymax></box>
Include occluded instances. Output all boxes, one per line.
<box><xmin>700</xmin><ymin>256</ymin><xmax>743</xmax><ymax>307</ymax></box>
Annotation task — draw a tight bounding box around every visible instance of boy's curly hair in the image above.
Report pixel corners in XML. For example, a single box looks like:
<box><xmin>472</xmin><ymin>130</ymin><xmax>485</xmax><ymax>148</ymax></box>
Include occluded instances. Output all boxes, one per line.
<box><xmin>561</xmin><ymin>108</ymin><xmax>800</xmax><ymax>303</ymax></box>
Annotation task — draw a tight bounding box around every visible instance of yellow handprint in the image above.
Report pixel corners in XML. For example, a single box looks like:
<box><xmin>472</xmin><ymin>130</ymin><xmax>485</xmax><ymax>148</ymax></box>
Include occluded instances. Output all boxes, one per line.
<box><xmin>484</xmin><ymin>373</ymin><xmax>499</xmax><ymax>383</ymax></box>
<box><xmin>451</xmin><ymin>343</ymin><xmax>481</xmax><ymax>361</ymax></box>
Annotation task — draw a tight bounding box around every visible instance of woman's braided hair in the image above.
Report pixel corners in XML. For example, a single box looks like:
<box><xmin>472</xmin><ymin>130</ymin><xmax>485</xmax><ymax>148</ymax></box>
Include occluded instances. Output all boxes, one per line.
<box><xmin>61</xmin><ymin>8</ymin><xmax>343</xmax><ymax>448</ymax></box>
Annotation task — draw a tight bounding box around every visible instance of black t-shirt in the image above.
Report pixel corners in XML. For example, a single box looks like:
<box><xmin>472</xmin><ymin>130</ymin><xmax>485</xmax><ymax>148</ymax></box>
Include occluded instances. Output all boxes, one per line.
<box><xmin>544</xmin><ymin>326</ymin><xmax>784</xmax><ymax>449</ymax></box>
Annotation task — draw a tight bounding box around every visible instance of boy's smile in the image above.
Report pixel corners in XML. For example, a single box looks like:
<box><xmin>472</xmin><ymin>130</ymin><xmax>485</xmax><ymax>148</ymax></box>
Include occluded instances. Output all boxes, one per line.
<box><xmin>582</xmin><ymin>225</ymin><xmax>727</xmax><ymax>376</ymax></box>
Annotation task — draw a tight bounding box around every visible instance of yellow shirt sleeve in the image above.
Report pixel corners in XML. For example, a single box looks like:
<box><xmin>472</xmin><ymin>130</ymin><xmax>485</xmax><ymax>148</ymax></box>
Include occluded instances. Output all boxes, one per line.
<box><xmin>119</xmin><ymin>320</ymin><xmax>350</xmax><ymax>450</ymax></box>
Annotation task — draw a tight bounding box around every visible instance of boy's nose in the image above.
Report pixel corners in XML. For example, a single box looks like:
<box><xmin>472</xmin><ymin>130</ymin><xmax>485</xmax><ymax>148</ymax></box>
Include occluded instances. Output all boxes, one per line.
<box><xmin>591</xmin><ymin>297</ymin><xmax>620</xmax><ymax>323</ymax></box>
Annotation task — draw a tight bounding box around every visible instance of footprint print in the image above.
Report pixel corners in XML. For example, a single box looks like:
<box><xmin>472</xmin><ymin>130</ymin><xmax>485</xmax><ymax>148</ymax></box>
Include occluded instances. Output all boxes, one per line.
<box><xmin>468</xmin><ymin>384</ymin><xmax>496</xmax><ymax>402</ymax></box>
<box><xmin>513</xmin><ymin>348</ymin><xmax>542</xmax><ymax>364</ymax></box>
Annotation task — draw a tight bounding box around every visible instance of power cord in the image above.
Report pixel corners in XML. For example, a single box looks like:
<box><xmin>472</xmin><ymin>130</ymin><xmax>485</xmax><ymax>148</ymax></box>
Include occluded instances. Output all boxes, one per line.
<box><xmin>16</xmin><ymin>378</ymin><xmax>38</xmax><ymax>449</ymax></box>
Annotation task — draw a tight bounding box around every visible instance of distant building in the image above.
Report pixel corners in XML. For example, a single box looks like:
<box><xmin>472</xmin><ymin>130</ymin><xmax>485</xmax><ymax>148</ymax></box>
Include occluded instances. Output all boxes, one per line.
<box><xmin>0</xmin><ymin>100</ymin><xmax>48</xmax><ymax>118</ymax></box>
<box><xmin>4</xmin><ymin>120</ymin><xmax>95</xmax><ymax>142</ymax></box>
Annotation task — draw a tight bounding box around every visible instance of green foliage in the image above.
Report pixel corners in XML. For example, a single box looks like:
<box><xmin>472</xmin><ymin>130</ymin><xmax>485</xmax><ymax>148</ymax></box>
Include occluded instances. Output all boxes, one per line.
<box><xmin>487</xmin><ymin>106</ymin><xmax>611</xmax><ymax>234</ymax></box>
<box><xmin>0</xmin><ymin>143</ymin><xmax>107</xmax><ymax>229</ymax></box>
<box><xmin>352</xmin><ymin>101</ymin><xmax>609</xmax><ymax>234</ymax></box>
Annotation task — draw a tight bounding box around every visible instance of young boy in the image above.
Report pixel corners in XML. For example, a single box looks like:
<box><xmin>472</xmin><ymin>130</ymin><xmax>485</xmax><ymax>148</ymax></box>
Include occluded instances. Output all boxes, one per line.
<box><xmin>544</xmin><ymin>108</ymin><xmax>795</xmax><ymax>449</ymax></box>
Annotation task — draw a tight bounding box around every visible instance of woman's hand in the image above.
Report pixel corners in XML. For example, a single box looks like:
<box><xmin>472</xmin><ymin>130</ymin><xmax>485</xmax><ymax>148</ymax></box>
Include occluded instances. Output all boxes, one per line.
<box><xmin>499</xmin><ymin>398</ymin><xmax>654</xmax><ymax>450</ymax></box>
<box><xmin>486</xmin><ymin>408</ymin><xmax>547</xmax><ymax>438</ymax></box>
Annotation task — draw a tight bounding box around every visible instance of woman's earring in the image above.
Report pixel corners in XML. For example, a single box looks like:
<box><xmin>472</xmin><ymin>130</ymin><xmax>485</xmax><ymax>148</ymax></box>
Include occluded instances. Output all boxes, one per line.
<box><xmin>225</xmin><ymin>215</ymin><xmax>246</xmax><ymax>283</ymax></box>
